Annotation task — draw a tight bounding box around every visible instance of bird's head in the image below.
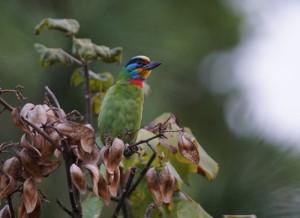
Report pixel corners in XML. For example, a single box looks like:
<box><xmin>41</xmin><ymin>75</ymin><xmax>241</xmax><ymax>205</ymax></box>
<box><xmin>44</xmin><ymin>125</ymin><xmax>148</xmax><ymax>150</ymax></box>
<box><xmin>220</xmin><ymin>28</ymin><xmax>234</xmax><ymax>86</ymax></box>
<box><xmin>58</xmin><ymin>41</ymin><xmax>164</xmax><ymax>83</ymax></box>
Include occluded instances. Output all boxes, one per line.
<box><xmin>119</xmin><ymin>55</ymin><xmax>161</xmax><ymax>87</ymax></box>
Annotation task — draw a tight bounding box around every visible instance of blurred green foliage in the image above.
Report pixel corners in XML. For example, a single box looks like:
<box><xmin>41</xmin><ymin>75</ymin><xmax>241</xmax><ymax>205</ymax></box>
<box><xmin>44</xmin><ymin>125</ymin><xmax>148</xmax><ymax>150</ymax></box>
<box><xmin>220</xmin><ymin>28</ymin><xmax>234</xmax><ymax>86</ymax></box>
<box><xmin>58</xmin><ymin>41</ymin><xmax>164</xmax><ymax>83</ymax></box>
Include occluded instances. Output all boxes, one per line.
<box><xmin>1</xmin><ymin>1</ymin><xmax>300</xmax><ymax>218</ymax></box>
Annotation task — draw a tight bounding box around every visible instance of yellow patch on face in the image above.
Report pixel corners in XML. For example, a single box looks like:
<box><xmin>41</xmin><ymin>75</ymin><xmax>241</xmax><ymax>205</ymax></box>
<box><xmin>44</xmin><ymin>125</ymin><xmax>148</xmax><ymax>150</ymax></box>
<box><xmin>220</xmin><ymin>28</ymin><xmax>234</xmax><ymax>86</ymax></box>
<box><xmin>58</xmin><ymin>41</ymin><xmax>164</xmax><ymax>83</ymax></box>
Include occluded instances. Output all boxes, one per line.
<box><xmin>137</xmin><ymin>68</ymin><xmax>151</xmax><ymax>79</ymax></box>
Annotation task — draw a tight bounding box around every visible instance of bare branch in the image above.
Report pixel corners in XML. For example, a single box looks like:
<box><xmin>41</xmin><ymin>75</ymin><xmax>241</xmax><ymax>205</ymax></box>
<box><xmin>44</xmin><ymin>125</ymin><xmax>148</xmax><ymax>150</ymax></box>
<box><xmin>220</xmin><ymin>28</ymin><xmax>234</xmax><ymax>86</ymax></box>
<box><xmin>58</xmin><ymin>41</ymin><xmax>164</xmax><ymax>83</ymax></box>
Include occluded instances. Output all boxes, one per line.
<box><xmin>112</xmin><ymin>167</ymin><xmax>137</xmax><ymax>218</ymax></box>
<box><xmin>56</xmin><ymin>199</ymin><xmax>73</xmax><ymax>217</ymax></box>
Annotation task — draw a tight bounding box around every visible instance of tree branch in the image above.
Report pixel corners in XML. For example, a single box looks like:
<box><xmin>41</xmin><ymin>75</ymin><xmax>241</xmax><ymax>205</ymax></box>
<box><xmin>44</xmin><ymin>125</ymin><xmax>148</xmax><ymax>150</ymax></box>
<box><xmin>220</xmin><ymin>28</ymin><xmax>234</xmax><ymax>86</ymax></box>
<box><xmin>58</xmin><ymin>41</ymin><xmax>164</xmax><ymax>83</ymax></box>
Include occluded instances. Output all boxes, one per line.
<box><xmin>61</xmin><ymin>139</ymin><xmax>82</xmax><ymax>218</ymax></box>
<box><xmin>112</xmin><ymin>167</ymin><xmax>137</xmax><ymax>218</ymax></box>
<box><xmin>56</xmin><ymin>199</ymin><xmax>73</xmax><ymax>217</ymax></box>
<box><xmin>82</xmin><ymin>62</ymin><xmax>92</xmax><ymax>124</ymax></box>
<box><xmin>7</xmin><ymin>195</ymin><xmax>15</xmax><ymax>218</ymax></box>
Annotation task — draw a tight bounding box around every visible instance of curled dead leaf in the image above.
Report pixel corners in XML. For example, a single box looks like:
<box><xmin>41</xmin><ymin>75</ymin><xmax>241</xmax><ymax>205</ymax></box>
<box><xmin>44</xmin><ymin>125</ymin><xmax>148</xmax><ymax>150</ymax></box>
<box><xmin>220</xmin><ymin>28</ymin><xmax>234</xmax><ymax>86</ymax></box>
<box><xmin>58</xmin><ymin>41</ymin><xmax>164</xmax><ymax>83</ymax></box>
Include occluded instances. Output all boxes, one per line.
<box><xmin>20</xmin><ymin>103</ymin><xmax>35</xmax><ymax>118</ymax></box>
<box><xmin>178</xmin><ymin>133</ymin><xmax>200</xmax><ymax>164</ymax></box>
<box><xmin>98</xmin><ymin>171</ymin><xmax>110</xmax><ymax>205</ymax></box>
<box><xmin>159</xmin><ymin>165</ymin><xmax>175</xmax><ymax>203</ymax></box>
<box><xmin>2</xmin><ymin>157</ymin><xmax>22</xmax><ymax>180</ymax></box>
<box><xmin>20</xmin><ymin>134</ymin><xmax>42</xmax><ymax>157</ymax></box>
<box><xmin>0</xmin><ymin>204</ymin><xmax>11</xmax><ymax>218</ymax></box>
<box><xmin>23</xmin><ymin>178</ymin><xmax>38</xmax><ymax>213</ymax></box>
<box><xmin>70</xmin><ymin>164</ymin><xmax>86</xmax><ymax>194</ymax></box>
<box><xmin>17</xmin><ymin>201</ymin><xmax>26</xmax><ymax>218</ymax></box>
<box><xmin>0</xmin><ymin>173</ymin><xmax>15</xmax><ymax>201</ymax></box>
<box><xmin>146</xmin><ymin>167</ymin><xmax>162</xmax><ymax>206</ymax></box>
<box><xmin>73</xmin><ymin>145</ymin><xmax>101</xmax><ymax>165</ymax></box>
<box><xmin>108</xmin><ymin>167</ymin><xmax>120</xmax><ymax>197</ymax></box>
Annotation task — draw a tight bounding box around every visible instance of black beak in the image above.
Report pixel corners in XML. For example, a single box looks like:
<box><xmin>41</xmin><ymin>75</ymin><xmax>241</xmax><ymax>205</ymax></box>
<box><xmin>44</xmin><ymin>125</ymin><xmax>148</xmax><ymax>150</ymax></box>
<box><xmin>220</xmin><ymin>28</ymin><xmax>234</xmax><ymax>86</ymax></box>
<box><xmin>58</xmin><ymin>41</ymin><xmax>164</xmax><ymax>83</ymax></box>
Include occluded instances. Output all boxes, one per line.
<box><xmin>143</xmin><ymin>61</ymin><xmax>162</xmax><ymax>70</ymax></box>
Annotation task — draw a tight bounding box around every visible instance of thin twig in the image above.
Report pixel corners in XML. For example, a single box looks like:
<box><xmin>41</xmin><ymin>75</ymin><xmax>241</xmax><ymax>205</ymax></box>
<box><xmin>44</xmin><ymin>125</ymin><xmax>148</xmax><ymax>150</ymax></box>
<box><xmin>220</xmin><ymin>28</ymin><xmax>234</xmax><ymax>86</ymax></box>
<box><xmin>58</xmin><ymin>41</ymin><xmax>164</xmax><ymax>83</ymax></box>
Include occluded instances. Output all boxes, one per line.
<box><xmin>82</xmin><ymin>62</ymin><xmax>92</xmax><ymax>124</ymax></box>
<box><xmin>127</xmin><ymin>152</ymin><xmax>156</xmax><ymax>197</ymax></box>
<box><xmin>56</xmin><ymin>199</ymin><xmax>73</xmax><ymax>217</ymax></box>
<box><xmin>7</xmin><ymin>195</ymin><xmax>15</xmax><ymax>218</ymax></box>
<box><xmin>144</xmin><ymin>203</ymin><xmax>155</xmax><ymax>218</ymax></box>
<box><xmin>45</xmin><ymin>86</ymin><xmax>61</xmax><ymax>109</ymax></box>
<box><xmin>0</xmin><ymin>97</ymin><xmax>14</xmax><ymax>111</ymax></box>
<box><xmin>112</xmin><ymin>167</ymin><xmax>137</xmax><ymax>218</ymax></box>
<box><xmin>61</xmin><ymin>139</ymin><xmax>82</xmax><ymax>218</ymax></box>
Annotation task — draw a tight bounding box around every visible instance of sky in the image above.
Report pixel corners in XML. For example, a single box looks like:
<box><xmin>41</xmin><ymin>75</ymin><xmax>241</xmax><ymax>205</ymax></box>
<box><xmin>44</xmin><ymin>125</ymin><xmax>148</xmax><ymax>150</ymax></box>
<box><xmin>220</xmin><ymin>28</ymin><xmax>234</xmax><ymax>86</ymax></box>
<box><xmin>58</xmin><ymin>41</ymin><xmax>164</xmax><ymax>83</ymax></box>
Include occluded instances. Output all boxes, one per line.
<box><xmin>202</xmin><ymin>0</ymin><xmax>300</xmax><ymax>148</ymax></box>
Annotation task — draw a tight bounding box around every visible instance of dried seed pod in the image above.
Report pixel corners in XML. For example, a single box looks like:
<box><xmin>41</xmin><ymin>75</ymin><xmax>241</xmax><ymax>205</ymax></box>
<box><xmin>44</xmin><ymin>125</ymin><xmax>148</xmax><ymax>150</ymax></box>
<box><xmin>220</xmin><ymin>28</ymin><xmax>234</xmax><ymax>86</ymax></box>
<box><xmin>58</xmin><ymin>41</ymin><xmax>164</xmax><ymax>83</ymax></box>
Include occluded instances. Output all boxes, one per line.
<box><xmin>70</xmin><ymin>164</ymin><xmax>87</xmax><ymax>194</ymax></box>
<box><xmin>27</xmin><ymin>105</ymin><xmax>48</xmax><ymax>129</ymax></box>
<box><xmin>84</xmin><ymin>164</ymin><xmax>100</xmax><ymax>195</ymax></box>
<box><xmin>98</xmin><ymin>172</ymin><xmax>110</xmax><ymax>205</ymax></box>
<box><xmin>146</xmin><ymin>167</ymin><xmax>162</xmax><ymax>206</ymax></box>
<box><xmin>0</xmin><ymin>204</ymin><xmax>11</xmax><ymax>218</ymax></box>
<box><xmin>158</xmin><ymin>165</ymin><xmax>175</xmax><ymax>203</ymax></box>
<box><xmin>106</xmin><ymin>138</ymin><xmax>124</xmax><ymax>174</ymax></box>
<box><xmin>20</xmin><ymin>103</ymin><xmax>35</xmax><ymax>118</ymax></box>
<box><xmin>40</xmin><ymin>160</ymin><xmax>61</xmax><ymax>176</ymax></box>
<box><xmin>17</xmin><ymin>149</ymin><xmax>43</xmax><ymax>182</ymax></box>
<box><xmin>178</xmin><ymin>133</ymin><xmax>200</xmax><ymax>164</ymax></box>
<box><xmin>108</xmin><ymin>167</ymin><xmax>120</xmax><ymax>197</ymax></box>
<box><xmin>2</xmin><ymin>157</ymin><xmax>22</xmax><ymax>180</ymax></box>
<box><xmin>22</xmin><ymin>178</ymin><xmax>38</xmax><ymax>213</ymax></box>
<box><xmin>20</xmin><ymin>134</ymin><xmax>42</xmax><ymax>157</ymax></box>
<box><xmin>56</xmin><ymin>121</ymin><xmax>95</xmax><ymax>153</ymax></box>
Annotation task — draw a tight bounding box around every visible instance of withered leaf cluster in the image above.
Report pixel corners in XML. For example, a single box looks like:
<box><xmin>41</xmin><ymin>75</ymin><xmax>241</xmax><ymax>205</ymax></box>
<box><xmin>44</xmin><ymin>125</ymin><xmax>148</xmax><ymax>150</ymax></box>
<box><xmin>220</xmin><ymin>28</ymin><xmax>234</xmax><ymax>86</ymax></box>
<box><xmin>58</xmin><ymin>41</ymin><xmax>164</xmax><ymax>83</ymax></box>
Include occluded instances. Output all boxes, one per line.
<box><xmin>0</xmin><ymin>101</ymin><xmax>97</xmax><ymax>217</ymax></box>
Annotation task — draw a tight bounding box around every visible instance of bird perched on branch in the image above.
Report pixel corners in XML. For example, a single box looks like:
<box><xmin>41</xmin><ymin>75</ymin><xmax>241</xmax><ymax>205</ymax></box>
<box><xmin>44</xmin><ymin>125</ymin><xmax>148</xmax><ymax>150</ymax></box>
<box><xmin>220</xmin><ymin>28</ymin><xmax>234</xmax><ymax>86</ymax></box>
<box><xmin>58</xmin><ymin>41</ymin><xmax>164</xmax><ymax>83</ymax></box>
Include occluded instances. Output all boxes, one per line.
<box><xmin>98</xmin><ymin>55</ymin><xmax>161</xmax><ymax>146</ymax></box>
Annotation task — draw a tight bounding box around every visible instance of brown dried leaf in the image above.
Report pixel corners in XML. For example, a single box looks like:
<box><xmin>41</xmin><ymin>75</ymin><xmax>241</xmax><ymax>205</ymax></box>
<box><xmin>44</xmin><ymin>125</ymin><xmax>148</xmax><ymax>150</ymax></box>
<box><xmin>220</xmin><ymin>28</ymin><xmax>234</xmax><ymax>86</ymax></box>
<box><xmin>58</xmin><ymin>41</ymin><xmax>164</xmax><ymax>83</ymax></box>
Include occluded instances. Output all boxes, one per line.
<box><xmin>0</xmin><ymin>173</ymin><xmax>15</xmax><ymax>201</ymax></box>
<box><xmin>40</xmin><ymin>160</ymin><xmax>61</xmax><ymax>176</ymax></box>
<box><xmin>17</xmin><ymin>149</ymin><xmax>43</xmax><ymax>182</ymax></box>
<box><xmin>98</xmin><ymin>172</ymin><xmax>110</xmax><ymax>205</ymax></box>
<box><xmin>106</xmin><ymin>170</ymin><xmax>114</xmax><ymax>185</ymax></box>
<box><xmin>20</xmin><ymin>134</ymin><xmax>42</xmax><ymax>157</ymax></box>
<box><xmin>0</xmin><ymin>204</ymin><xmax>11</xmax><ymax>218</ymax></box>
<box><xmin>178</xmin><ymin>133</ymin><xmax>200</xmax><ymax>164</ymax></box>
<box><xmin>23</xmin><ymin>178</ymin><xmax>38</xmax><ymax>213</ymax></box>
<box><xmin>146</xmin><ymin>167</ymin><xmax>162</xmax><ymax>206</ymax></box>
<box><xmin>56</xmin><ymin>121</ymin><xmax>95</xmax><ymax>153</ymax></box>
<box><xmin>106</xmin><ymin>138</ymin><xmax>124</xmax><ymax>174</ymax></box>
<box><xmin>2</xmin><ymin>157</ymin><xmax>22</xmax><ymax>180</ymax></box>
<box><xmin>108</xmin><ymin>167</ymin><xmax>120</xmax><ymax>197</ymax></box>
<box><xmin>158</xmin><ymin>165</ymin><xmax>175</xmax><ymax>203</ymax></box>
<box><xmin>84</xmin><ymin>164</ymin><xmax>100</xmax><ymax>195</ymax></box>
<box><xmin>70</xmin><ymin>164</ymin><xmax>86</xmax><ymax>194</ymax></box>
<box><xmin>27</xmin><ymin>105</ymin><xmax>48</xmax><ymax>129</ymax></box>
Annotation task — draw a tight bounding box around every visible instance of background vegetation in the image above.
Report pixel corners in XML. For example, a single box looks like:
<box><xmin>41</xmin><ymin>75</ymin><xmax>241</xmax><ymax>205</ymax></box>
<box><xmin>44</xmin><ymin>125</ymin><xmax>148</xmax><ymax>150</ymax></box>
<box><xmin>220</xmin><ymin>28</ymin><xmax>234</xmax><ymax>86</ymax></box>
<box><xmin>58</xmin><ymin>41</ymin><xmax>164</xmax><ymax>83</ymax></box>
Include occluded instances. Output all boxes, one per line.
<box><xmin>1</xmin><ymin>1</ymin><xmax>300</xmax><ymax>217</ymax></box>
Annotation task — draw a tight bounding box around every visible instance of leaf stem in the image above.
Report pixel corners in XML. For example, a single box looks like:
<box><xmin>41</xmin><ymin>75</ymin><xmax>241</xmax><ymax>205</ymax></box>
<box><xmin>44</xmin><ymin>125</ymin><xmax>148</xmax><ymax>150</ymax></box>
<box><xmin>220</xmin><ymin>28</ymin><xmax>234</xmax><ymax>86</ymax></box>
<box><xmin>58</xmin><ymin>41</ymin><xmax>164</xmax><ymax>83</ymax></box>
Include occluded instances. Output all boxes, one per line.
<box><xmin>7</xmin><ymin>195</ymin><xmax>15</xmax><ymax>218</ymax></box>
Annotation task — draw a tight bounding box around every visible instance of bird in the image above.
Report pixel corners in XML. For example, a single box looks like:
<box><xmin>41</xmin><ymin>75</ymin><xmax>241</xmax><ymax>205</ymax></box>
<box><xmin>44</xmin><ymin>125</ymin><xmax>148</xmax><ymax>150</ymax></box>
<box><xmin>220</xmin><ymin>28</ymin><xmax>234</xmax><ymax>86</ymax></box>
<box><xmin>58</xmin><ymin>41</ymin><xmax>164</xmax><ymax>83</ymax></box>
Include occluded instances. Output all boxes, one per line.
<box><xmin>98</xmin><ymin>55</ymin><xmax>161</xmax><ymax>148</ymax></box>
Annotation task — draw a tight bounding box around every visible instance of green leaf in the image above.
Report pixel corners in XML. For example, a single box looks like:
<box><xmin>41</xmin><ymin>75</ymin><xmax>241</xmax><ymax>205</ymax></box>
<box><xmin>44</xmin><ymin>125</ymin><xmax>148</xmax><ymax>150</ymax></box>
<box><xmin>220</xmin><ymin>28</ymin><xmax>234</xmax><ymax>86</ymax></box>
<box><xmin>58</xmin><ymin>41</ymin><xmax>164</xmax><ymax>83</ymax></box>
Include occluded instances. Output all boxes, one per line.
<box><xmin>72</xmin><ymin>37</ymin><xmax>122</xmax><ymax>63</ymax></box>
<box><xmin>92</xmin><ymin>92</ymin><xmax>106</xmax><ymax>116</ymax></box>
<box><xmin>34</xmin><ymin>43</ymin><xmax>75</xmax><ymax>67</ymax></box>
<box><xmin>171</xmin><ymin>199</ymin><xmax>212</xmax><ymax>218</ymax></box>
<box><xmin>70</xmin><ymin>68</ymin><xmax>84</xmax><ymax>87</ymax></box>
<box><xmin>34</xmin><ymin>18</ymin><xmax>79</xmax><ymax>36</ymax></box>
<box><xmin>82</xmin><ymin>196</ymin><xmax>103</xmax><ymax>218</ymax></box>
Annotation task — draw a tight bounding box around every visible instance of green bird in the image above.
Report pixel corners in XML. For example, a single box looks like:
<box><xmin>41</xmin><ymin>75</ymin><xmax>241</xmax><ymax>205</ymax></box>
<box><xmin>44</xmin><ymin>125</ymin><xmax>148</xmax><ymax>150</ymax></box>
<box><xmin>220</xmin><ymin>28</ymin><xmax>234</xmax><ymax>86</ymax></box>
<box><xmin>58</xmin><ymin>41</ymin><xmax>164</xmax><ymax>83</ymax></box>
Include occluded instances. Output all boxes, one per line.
<box><xmin>98</xmin><ymin>55</ymin><xmax>161</xmax><ymax>149</ymax></box>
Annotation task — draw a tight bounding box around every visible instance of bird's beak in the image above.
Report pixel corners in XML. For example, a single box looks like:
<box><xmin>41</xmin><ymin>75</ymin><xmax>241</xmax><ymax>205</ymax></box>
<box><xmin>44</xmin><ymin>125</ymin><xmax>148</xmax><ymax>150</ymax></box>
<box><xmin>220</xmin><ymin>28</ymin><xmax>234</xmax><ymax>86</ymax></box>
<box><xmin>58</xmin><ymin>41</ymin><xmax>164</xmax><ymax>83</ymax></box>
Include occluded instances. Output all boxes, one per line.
<box><xmin>143</xmin><ymin>61</ymin><xmax>162</xmax><ymax>70</ymax></box>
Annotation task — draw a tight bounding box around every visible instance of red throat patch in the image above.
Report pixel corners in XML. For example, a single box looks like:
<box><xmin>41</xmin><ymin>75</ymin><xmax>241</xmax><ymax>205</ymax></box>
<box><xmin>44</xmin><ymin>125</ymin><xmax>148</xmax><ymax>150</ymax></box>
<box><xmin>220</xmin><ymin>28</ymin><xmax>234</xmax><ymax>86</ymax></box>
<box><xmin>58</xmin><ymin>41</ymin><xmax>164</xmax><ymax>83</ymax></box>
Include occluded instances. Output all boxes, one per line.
<box><xmin>129</xmin><ymin>79</ymin><xmax>143</xmax><ymax>88</ymax></box>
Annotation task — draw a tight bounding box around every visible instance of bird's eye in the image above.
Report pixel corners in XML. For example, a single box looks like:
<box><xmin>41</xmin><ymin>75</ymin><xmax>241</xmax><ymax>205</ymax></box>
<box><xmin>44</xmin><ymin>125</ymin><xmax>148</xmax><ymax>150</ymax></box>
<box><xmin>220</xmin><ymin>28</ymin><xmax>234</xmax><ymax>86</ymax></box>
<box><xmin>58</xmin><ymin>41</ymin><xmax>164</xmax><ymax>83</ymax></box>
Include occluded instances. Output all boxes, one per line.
<box><xmin>137</xmin><ymin>60</ymin><xmax>144</xmax><ymax>66</ymax></box>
